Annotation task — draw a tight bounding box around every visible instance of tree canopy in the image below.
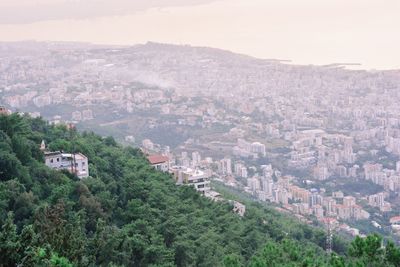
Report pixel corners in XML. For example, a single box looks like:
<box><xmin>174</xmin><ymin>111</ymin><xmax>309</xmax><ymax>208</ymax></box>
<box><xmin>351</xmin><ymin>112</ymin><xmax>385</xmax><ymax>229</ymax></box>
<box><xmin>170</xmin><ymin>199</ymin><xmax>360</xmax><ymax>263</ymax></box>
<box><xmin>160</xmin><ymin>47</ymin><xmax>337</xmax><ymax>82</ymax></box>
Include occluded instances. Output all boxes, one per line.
<box><xmin>0</xmin><ymin>113</ymin><xmax>399</xmax><ymax>267</ymax></box>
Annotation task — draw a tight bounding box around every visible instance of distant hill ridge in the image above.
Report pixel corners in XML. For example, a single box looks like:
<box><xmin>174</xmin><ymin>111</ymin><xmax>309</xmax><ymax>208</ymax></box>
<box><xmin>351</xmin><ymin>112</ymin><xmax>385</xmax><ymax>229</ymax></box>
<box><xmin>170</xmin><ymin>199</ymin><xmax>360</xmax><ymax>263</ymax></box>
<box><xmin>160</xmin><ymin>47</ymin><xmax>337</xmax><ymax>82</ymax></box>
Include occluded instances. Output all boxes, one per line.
<box><xmin>0</xmin><ymin>40</ymin><xmax>373</xmax><ymax>70</ymax></box>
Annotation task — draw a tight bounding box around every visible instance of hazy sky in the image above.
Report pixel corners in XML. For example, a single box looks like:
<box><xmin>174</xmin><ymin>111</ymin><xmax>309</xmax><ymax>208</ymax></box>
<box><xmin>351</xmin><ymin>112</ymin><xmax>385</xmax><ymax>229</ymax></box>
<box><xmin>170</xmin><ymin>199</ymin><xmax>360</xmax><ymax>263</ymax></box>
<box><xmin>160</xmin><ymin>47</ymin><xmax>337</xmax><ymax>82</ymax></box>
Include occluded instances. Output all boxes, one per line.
<box><xmin>0</xmin><ymin>0</ymin><xmax>399</xmax><ymax>70</ymax></box>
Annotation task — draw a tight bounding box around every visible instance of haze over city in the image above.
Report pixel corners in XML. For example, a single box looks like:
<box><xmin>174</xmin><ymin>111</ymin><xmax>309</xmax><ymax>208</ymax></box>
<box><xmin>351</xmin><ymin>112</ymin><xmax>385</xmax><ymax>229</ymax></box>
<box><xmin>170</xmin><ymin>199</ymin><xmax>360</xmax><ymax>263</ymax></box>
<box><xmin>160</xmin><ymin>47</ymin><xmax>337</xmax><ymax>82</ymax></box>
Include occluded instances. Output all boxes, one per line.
<box><xmin>2</xmin><ymin>1</ymin><xmax>400</xmax><ymax>266</ymax></box>
<box><xmin>0</xmin><ymin>0</ymin><xmax>399</xmax><ymax>69</ymax></box>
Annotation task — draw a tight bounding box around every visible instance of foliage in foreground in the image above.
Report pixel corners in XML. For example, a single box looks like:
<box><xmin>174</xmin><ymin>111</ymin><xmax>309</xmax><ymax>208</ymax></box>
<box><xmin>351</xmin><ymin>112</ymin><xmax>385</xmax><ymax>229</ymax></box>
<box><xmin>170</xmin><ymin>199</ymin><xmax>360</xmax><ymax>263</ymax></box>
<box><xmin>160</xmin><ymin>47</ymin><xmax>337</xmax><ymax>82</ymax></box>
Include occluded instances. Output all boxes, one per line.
<box><xmin>1</xmin><ymin>113</ymin><xmax>400</xmax><ymax>266</ymax></box>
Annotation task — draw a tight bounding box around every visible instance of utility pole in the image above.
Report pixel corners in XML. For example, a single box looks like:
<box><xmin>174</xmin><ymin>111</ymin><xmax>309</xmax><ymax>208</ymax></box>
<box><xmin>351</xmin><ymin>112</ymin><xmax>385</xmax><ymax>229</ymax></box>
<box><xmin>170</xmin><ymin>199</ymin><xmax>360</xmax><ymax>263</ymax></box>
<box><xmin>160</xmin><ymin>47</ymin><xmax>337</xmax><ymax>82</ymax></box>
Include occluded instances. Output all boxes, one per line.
<box><xmin>69</xmin><ymin>124</ymin><xmax>77</xmax><ymax>175</ymax></box>
<box><xmin>326</xmin><ymin>221</ymin><xmax>333</xmax><ymax>254</ymax></box>
<box><xmin>324</xmin><ymin>217</ymin><xmax>336</xmax><ymax>254</ymax></box>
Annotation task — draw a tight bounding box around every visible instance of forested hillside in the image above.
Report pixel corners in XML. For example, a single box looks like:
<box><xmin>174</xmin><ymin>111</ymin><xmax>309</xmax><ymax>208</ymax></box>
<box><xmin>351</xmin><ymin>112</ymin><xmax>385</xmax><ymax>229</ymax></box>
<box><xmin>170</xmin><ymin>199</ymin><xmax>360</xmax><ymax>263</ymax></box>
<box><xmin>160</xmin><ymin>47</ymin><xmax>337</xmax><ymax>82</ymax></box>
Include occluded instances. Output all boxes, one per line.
<box><xmin>1</xmin><ymin>113</ymin><xmax>400</xmax><ymax>267</ymax></box>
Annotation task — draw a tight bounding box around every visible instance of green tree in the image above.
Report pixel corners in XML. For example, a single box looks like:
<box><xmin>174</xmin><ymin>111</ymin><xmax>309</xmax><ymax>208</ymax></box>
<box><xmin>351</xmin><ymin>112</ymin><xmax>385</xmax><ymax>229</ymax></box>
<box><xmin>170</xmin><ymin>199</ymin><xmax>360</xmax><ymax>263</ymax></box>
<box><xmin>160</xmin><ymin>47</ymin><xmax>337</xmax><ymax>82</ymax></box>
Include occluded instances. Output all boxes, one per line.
<box><xmin>384</xmin><ymin>241</ymin><xmax>400</xmax><ymax>267</ymax></box>
<box><xmin>1</xmin><ymin>114</ymin><xmax>400</xmax><ymax>267</ymax></box>
<box><xmin>223</xmin><ymin>254</ymin><xmax>242</xmax><ymax>267</ymax></box>
<box><xmin>0</xmin><ymin>150</ymin><xmax>28</xmax><ymax>182</ymax></box>
<box><xmin>0</xmin><ymin>212</ymin><xmax>21</xmax><ymax>266</ymax></box>
<box><xmin>348</xmin><ymin>234</ymin><xmax>384</xmax><ymax>265</ymax></box>
<box><xmin>0</xmin><ymin>113</ymin><xmax>29</xmax><ymax>138</ymax></box>
<box><xmin>19</xmin><ymin>224</ymin><xmax>39</xmax><ymax>266</ymax></box>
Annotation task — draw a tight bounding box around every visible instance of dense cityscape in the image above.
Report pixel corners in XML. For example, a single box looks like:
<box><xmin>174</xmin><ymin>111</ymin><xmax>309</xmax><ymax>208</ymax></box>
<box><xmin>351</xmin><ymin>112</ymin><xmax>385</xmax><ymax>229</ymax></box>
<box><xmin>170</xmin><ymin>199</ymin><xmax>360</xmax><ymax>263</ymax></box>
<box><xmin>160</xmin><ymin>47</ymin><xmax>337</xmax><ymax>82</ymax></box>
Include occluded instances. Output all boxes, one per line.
<box><xmin>2</xmin><ymin>41</ymin><xmax>400</xmax><ymax>244</ymax></box>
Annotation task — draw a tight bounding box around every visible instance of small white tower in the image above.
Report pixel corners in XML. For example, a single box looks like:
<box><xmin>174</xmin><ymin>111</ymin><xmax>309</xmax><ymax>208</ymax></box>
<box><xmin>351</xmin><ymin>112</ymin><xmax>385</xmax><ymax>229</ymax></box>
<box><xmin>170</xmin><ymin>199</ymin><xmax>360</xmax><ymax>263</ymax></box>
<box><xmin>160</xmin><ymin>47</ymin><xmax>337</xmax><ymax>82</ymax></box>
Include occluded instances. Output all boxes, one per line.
<box><xmin>40</xmin><ymin>140</ymin><xmax>46</xmax><ymax>151</ymax></box>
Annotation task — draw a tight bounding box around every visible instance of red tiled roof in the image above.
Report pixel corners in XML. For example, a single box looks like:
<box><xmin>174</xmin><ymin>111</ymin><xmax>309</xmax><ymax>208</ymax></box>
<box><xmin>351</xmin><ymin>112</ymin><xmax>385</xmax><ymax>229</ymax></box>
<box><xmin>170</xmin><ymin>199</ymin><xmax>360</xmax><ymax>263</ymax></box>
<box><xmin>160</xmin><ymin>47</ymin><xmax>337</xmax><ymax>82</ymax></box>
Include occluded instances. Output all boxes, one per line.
<box><xmin>147</xmin><ymin>155</ymin><xmax>169</xmax><ymax>165</ymax></box>
<box><xmin>390</xmin><ymin>216</ymin><xmax>400</xmax><ymax>224</ymax></box>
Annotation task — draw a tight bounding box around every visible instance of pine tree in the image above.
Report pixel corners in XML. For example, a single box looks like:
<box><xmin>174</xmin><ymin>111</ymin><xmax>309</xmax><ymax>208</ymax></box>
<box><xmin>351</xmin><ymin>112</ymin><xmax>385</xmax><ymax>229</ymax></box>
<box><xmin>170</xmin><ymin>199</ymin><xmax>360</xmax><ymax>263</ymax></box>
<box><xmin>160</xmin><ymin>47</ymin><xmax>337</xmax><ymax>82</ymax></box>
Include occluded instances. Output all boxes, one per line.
<box><xmin>0</xmin><ymin>212</ymin><xmax>21</xmax><ymax>266</ymax></box>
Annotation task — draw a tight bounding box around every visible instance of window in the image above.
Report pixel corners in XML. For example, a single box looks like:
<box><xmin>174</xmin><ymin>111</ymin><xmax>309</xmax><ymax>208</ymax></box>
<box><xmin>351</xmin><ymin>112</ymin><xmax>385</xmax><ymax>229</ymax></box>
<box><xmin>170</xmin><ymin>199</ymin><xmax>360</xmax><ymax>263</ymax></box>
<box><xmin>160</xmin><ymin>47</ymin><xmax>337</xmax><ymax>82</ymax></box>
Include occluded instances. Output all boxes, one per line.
<box><xmin>57</xmin><ymin>158</ymin><xmax>60</xmax><ymax>162</ymax></box>
<box><xmin>50</xmin><ymin>159</ymin><xmax>53</xmax><ymax>163</ymax></box>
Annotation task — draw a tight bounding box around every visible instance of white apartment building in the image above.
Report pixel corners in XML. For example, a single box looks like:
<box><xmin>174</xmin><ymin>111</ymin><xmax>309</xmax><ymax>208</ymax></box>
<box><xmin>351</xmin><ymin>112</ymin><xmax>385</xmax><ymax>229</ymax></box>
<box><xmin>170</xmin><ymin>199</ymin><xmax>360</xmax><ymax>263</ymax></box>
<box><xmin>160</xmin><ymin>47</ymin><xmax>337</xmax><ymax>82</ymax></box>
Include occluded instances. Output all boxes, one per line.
<box><xmin>191</xmin><ymin>151</ymin><xmax>202</xmax><ymax>167</ymax></box>
<box><xmin>45</xmin><ymin>151</ymin><xmax>89</xmax><ymax>178</ymax></box>
<box><xmin>313</xmin><ymin>164</ymin><xmax>330</xmax><ymax>180</ymax></box>
<box><xmin>247</xmin><ymin>177</ymin><xmax>260</xmax><ymax>192</ymax></box>
<box><xmin>260</xmin><ymin>176</ymin><xmax>274</xmax><ymax>196</ymax></box>
<box><xmin>250</xmin><ymin>142</ymin><xmax>266</xmax><ymax>156</ymax></box>
<box><xmin>170</xmin><ymin>166</ymin><xmax>211</xmax><ymax>194</ymax></box>
<box><xmin>220</xmin><ymin>158</ymin><xmax>232</xmax><ymax>175</ymax></box>
<box><xmin>234</xmin><ymin>162</ymin><xmax>248</xmax><ymax>178</ymax></box>
<box><xmin>262</xmin><ymin>164</ymin><xmax>274</xmax><ymax>178</ymax></box>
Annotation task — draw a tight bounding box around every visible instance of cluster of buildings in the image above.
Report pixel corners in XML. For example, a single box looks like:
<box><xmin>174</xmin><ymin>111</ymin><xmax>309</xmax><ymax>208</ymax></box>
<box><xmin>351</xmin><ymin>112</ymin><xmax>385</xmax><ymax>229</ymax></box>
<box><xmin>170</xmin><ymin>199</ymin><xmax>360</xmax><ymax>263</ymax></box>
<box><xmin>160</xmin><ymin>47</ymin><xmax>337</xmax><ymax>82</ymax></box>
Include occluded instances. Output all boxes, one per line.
<box><xmin>144</xmin><ymin>137</ymin><xmax>374</xmax><ymax>235</ymax></box>
<box><xmin>0</xmin><ymin>108</ymin><xmax>90</xmax><ymax>179</ymax></box>
<box><xmin>146</xmin><ymin>152</ymin><xmax>246</xmax><ymax>216</ymax></box>
<box><xmin>368</xmin><ymin>192</ymin><xmax>392</xmax><ymax>212</ymax></box>
<box><xmin>141</xmin><ymin>132</ymin><xmax>390</xmax><ymax>239</ymax></box>
<box><xmin>146</xmin><ymin>151</ymin><xmax>212</xmax><ymax>195</ymax></box>
<box><xmin>289</xmin><ymin>130</ymin><xmax>358</xmax><ymax>180</ymax></box>
<box><xmin>3</xmin><ymin>42</ymin><xmax>400</xmax><ymax>239</ymax></box>
<box><xmin>363</xmin><ymin>162</ymin><xmax>400</xmax><ymax>192</ymax></box>
<box><xmin>243</xmin><ymin>167</ymin><xmax>370</xmax><ymax>222</ymax></box>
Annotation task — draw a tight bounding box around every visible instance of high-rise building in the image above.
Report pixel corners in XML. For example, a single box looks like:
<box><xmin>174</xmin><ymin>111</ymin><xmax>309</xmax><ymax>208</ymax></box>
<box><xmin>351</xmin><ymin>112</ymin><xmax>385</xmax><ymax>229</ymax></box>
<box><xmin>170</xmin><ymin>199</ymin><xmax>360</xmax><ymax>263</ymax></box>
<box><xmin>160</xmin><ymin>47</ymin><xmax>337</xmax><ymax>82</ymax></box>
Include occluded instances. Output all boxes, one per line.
<box><xmin>247</xmin><ymin>177</ymin><xmax>260</xmax><ymax>192</ymax></box>
<box><xmin>396</xmin><ymin>161</ymin><xmax>400</xmax><ymax>172</ymax></box>
<box><xmin>221</xmin><ymin>158</ymin><xmax>232</xmax><ymax>175</ymax></box>
<box><xmin>191</xmin><ymin>151</ymin><xmax>201</xmax><ymax>167</ymax></box>
<box><xmin>260</xmin><ymin>176</ymin><xmax>274</xmax><ymax>196</ymax></box>
<box><xmin>251</xmin><ymin>142</ymin><xmax>266</xmax><ymax>156</ymax></box>
<box><xmin>343</xmin><ymin>196</ymin><xmax>356</xmax><ymax>207</ymax></box>
<box><xmin>313</xmin><ymin>164</ymin><xmax>330</xmax><ymax>180</ymax></box>
<box><xmin>262</xmin><ymin>164</ymin><xmax>273</xmax><ymax>178</ymax></box>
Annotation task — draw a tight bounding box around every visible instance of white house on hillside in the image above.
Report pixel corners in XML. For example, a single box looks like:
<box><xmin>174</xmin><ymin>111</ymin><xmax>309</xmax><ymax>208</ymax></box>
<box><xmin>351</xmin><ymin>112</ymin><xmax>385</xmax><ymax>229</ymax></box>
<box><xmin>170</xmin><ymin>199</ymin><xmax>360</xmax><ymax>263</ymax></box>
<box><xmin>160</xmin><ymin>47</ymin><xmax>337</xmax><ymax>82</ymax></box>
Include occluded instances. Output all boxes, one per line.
<box><xmin>147</xmin><ymin>154</ymin><xmax>170</xmax><ymax>172</ymax></box>
<box><xmin>44</xmin><ymin>151</ymin><xmax>89</xmax><ymax>178</ymax></box>
<box><xmin>169</xmin><ymin>166</ymin><xmax>211</xmax><ymax>195</ymax></box>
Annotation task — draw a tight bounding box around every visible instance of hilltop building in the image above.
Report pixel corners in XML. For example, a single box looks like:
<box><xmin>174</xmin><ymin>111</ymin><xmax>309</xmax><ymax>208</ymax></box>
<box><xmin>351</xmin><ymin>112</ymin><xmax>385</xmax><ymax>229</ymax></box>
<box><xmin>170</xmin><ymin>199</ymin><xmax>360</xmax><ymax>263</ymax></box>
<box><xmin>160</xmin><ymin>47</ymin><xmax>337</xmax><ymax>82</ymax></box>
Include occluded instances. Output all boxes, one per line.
<box><xmin>169</xmin><ymin>166</ymin><xmax>211</xmax><ymax>194</ymax></box>
<box><xmin>44</xmin><ymin>151</ymin><xmax>89</xmax><ymax>178</ymax></box>
<box><xmin>147</xmin><ymin>154</ymin><xmax>170</xmax><ymax>172</ymax></box>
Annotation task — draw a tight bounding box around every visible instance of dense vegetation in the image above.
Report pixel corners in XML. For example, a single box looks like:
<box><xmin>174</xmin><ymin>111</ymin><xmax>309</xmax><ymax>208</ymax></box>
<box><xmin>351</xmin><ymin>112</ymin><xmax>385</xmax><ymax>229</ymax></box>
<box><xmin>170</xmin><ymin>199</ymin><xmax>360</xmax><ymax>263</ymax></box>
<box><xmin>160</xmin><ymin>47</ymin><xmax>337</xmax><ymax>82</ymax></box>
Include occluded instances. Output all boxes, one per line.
<box><xmin>1</xmin><ymin>113</ymin><xmax>400</xmax><ymax>266</ymax></box>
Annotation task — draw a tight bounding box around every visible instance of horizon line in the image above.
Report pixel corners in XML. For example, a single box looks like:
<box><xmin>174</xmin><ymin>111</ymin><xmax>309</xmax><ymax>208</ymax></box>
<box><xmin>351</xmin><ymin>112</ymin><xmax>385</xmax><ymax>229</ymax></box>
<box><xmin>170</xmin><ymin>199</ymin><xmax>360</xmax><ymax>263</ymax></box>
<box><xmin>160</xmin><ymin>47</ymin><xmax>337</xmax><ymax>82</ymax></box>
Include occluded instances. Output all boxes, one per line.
<box><xmin>1</xmin><ymin>39</ymin><xmax>399</xmax><ymax>72</ymax></box>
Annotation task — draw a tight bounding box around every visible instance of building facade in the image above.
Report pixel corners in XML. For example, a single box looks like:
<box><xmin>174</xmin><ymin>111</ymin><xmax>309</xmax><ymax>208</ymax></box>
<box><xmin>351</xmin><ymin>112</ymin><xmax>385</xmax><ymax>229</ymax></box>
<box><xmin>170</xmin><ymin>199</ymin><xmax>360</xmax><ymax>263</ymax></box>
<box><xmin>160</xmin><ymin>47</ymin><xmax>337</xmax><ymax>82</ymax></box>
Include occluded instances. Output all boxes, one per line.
<box><xmin>147</xmin><ymin>154</ymin><xmax>170</xmax><ymax>172</ymax></box>
<box><xmin>169</xmin><ymin>166</ymin><xmax>211</xmax><ymax>194</ymax></box>
<box><xmin>45</xmin><ymin>151</ymin><xmax>89</xmax><ymax>178</ymax></box>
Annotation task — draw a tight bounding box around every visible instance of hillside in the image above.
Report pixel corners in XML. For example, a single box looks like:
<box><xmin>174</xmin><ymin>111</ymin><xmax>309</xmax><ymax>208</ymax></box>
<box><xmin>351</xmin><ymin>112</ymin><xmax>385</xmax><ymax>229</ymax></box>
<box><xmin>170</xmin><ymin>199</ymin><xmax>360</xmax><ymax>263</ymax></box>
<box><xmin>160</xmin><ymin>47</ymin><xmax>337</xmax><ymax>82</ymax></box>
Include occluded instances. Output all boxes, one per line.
<box><xmin>1</xmin><ymin>113</ymin><xmax>400</xmax><ymax>266</ymax></box>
